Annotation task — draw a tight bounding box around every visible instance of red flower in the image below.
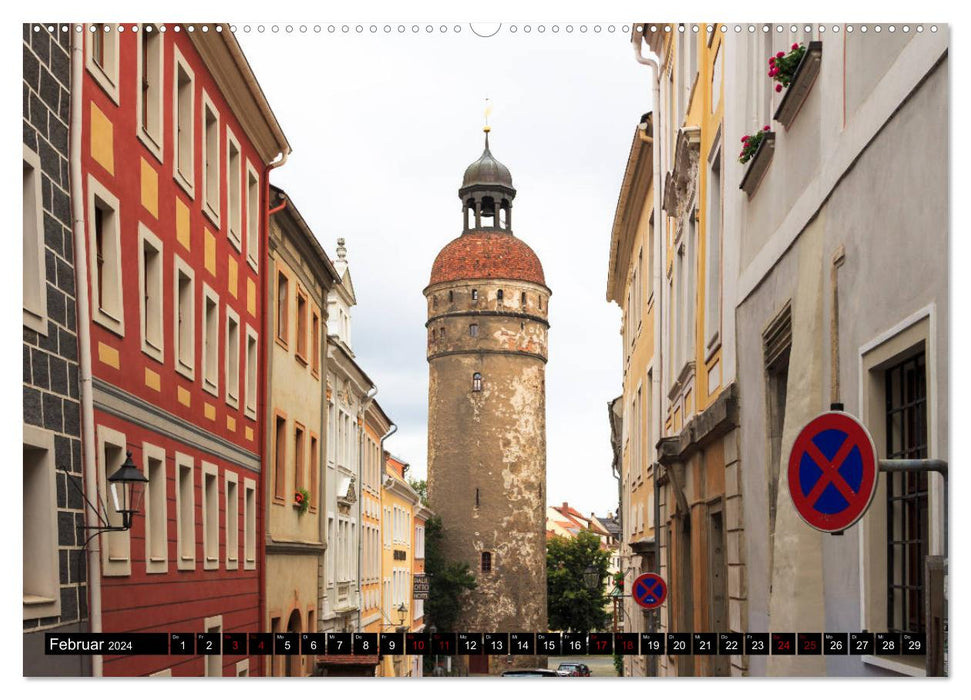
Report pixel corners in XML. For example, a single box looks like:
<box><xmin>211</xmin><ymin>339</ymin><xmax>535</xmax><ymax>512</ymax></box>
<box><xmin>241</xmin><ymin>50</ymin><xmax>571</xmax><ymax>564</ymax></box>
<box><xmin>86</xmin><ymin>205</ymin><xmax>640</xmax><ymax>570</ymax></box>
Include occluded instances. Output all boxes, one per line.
<box><xmin>792</xmin><ymin>42</ymin><xmax>799</xmax><ymax>50</ymax></box>
<box><xmin>776</xmin><ymin>84</ymin><xmax>783</xmax><ymax>92</ymax></box>
<box><xmin>776</xmin><ymin>51</ymin><xmax>785</xmax><ymax>58</ymax></box>
<box><xmin>769</xmin><ymin>68</ymin><xmax>778</xmax><ymax>77</ymax></box>
<box><xmin>741</xmin><ymin>135</ymin><xmax>749</xmax><ymax>142</ymax></box>
<box><xmin>295</xmin><ymin>492</ymin><xmax>304</xmax><ymax>503</ymax></box>
<box><xmin>769</xmin><ymin>56</ymin><xmax>775</xmax><ymax>65</ymax></box>
<box><xmin>763</xmin><ymin>125</ymin><xmax>770</xmax><ymax>131</ymax></box>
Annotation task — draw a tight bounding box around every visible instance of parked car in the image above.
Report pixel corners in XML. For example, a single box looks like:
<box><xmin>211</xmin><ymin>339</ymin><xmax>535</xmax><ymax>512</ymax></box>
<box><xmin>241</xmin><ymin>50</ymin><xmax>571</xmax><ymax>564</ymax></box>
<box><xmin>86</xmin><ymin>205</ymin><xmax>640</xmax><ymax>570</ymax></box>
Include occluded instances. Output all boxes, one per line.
<box><xmin>556</xmin><ymin>662</ymin><xmax>591</xmax><ymax>677</ymax></box>
<box><xmin>500</xmin><ymin>668</ymin><xmax>559</xmax><ymax>677</ymax></box>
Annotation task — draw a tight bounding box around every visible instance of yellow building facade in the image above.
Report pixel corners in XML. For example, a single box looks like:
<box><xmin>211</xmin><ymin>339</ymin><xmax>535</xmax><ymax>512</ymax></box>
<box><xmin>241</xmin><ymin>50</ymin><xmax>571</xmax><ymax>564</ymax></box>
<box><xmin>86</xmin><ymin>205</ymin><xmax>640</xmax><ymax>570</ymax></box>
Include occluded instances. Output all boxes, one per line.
<box><xmin>379</xmin><ymin>454</ymin><xmax>427</xmax><ymax>677</ymax></box>
<box><xmin>607</xmin><ymin>110</ymin><xmax>657</xmax><ymax>677</ymax></box>
<box><xmin>265</xmin><ymin>188</ymin><xmax>340</xmax><ymax>676</ymax></box>
<box><xmin>623</xmin><ymin>24</ymin><xmax>746</xmax><ymax>677</ymax></box>
<box><xmin>362</xmin><ymin>402</ymin><xmax>392</xmax><ymax>638</ymax></box>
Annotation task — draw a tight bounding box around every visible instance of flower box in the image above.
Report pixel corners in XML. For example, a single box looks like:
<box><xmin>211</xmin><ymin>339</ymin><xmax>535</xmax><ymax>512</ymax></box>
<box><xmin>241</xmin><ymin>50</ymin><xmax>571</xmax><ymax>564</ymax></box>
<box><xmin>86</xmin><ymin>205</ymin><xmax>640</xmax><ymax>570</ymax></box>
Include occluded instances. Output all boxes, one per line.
<box><xmin>774</xmin><ymin>41</ymin><xmax>822</xmax><ymax>129</ymax></box>
<box><xmin>739</xmin><ymin>131</ymin><xmax>775</xmax><ymax>197</ymax></box>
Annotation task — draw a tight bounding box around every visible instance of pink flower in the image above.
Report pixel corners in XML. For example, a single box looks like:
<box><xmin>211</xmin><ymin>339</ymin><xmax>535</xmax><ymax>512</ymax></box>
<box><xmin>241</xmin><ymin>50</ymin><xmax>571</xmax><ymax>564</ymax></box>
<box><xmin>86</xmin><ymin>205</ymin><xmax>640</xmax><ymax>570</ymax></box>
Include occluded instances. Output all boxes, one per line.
<box><xmin>776</xmin><ymin>84</ymin><xmax>783</xmax><ymax>92</ymax></box>
<box><xmin>763</xmin><ymin>125</ymin><xmax>770</xmax><ymax>131</ymax></box>
<box><xmin>776</xmin><ymin>51</ymin><xmax>785</xmax><ymax>58</ymax></box>
<box><xmin>792</xmin><ymin>42</ymin><xmax>799</xmax><ymax>50</ymax></box>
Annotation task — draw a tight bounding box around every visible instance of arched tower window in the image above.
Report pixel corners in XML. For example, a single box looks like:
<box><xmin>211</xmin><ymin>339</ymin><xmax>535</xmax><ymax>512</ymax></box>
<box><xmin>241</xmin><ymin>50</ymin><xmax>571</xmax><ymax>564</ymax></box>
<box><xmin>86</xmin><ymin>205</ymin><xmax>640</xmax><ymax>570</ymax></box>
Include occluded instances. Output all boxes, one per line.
<box><xmin>481</xmin><ymin>551</ymin><xmax>492</xmax><ymax>573</ymax></box>
<box><xmin>521</xmin><ymin>291</ymin><xmax>527</xmax><ymax>309</ymax></box>
<box><xmin>469</xmin><ymin>324</ymin><xmax>478</xmax><ymax>337</ymax></box>
<box><xmin>432</xmin><ymin>295</ymin><xmax>437</xmax><ymax>309</ymax></box>
<box><xmin>471</xmin><ymin>289</ymin><xmax>478</xmax><ymax>301</ymax></box>
<box><xmin>497</xmin><ymin>289</ymin><xmax>504</xmax><ymax>302</ymax></box>
<box><xmin>448</xmin><ymin>290</ymin><xmax>454</xmax><ymax>303</ymax></box>
<box><xmin>472</xmin><ymin>373</ymin><xmax>483</xmax><ymax>392</ymax></box>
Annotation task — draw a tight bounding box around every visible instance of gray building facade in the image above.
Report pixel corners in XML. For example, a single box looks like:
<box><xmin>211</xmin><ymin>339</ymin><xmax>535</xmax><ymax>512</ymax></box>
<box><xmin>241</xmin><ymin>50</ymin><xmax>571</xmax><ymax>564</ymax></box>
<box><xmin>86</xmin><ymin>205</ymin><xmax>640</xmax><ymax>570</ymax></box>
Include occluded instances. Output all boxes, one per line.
<box><xmin>23</xmin><ymin>23</ymin><xmax>90</xmax><ymax>676</ymax></box>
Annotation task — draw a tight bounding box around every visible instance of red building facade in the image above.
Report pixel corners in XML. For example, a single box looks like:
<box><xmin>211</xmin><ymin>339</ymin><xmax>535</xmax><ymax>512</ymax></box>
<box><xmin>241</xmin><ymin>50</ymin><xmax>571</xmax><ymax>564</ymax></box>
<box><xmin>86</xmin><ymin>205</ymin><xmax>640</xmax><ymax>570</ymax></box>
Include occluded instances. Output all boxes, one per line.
<box><xmin>77</xmin><ymin>24</ymin><xmax>289</xmax><ymax>676</ymax></box>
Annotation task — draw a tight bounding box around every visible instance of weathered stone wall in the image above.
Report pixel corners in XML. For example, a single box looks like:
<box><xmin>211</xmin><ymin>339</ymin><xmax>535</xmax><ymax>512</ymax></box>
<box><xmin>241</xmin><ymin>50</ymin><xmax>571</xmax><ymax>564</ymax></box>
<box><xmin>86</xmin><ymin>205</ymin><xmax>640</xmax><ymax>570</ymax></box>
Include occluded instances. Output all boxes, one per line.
<box><xmin>425</xmin><ymin>277</ymin><xmax>550</xmax><ymax>639</ymax></box>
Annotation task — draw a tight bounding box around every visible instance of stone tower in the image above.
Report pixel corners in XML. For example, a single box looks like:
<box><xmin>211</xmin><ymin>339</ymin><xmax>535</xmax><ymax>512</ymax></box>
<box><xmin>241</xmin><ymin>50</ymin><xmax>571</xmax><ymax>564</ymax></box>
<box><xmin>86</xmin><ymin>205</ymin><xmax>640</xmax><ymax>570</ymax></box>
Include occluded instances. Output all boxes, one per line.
<box><xmin>425</xmin><ymin>127</ymin><xmax>550</xmax><ymax>646</ymax></box>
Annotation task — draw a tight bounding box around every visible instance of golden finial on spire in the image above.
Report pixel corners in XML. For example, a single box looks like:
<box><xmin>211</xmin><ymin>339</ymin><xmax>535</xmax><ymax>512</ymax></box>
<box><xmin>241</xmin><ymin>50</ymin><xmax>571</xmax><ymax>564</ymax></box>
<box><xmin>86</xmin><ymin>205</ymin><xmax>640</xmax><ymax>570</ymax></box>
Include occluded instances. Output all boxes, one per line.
<box><xmin>483</xmin><ymin>97</ymin><xmax>492</xmax><ymax>133</ymax></box>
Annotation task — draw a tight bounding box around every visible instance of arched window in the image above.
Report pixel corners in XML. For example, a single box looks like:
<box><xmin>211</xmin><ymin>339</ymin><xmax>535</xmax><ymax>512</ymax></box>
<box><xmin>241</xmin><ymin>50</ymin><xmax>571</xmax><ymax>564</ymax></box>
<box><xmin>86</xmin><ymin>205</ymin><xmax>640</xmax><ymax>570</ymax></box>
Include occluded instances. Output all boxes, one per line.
<box><xmin>521</xmin><ymin>291</ymin><xmax>527</xmax><ymax>308</ymax></box>
<box><xmin>439</xmin><ymin>327</ymin><xmax>445</xmax><ymax>339</ymax></box>
<box><xmin>469</xmin><ymin>324</ymin><xmax>478</xmax><ymax>337</ymax></box>
<box><xmin>471</xmin><ymin>289</ymin><xmax>478</xmax><ymax>301</ymax></box>
<box><xmin>472</xmin><ymin>373</ymin><xmax>482</xmax><ymax>392</ymax></box>
<box><xmin>432</xmin><ymin>295</ymin><xmax>437</xmax><ymax>309</ymax></box>
<box><xmin>448</xmin><ymin>290</ymin><xmax>454</xmax><ymax>303</ymax></box>
<box><xmin>497</xmin><ymin>289</ymin><xmax>504</xmax><ymax>301</ymax></box>
<box><xmin>481</xmin><ymin>551</ymin><xmax>492</xmax><ymax>573</ymax></box>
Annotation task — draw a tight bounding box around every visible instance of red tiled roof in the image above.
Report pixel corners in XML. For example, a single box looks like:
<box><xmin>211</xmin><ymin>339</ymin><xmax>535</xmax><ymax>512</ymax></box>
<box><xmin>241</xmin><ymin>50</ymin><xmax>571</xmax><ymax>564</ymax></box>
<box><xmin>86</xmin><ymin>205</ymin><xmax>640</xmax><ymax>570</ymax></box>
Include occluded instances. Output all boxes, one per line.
<box><xmin>429</xmin><ymin>232</ymin><xmax>545</xmax><ymax>287</ymax></box>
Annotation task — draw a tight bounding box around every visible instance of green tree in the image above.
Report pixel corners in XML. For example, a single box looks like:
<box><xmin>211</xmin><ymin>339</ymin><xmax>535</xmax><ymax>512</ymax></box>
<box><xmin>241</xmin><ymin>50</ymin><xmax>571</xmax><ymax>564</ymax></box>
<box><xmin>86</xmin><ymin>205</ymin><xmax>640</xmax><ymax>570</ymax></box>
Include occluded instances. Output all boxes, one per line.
<box><xmin>424</xmin><ymin>515</ymin><xmax>476</xmax><ymax>632</ymax></box>
<box><xmin>408</xmin><ymin>478</ymin><xmax>427</xmax><ymax>506</ymax></box>
<box><xmin>547</xmin><ymin>531</ymin><xmax>611</xmax><ymax>632</ymax></box>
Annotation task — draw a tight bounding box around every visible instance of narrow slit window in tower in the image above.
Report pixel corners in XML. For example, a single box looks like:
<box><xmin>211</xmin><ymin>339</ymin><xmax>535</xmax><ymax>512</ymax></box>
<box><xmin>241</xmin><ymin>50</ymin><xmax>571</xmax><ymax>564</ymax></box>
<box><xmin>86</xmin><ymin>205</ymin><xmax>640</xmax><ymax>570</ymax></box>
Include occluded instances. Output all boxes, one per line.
<box><xmin>481</xmin><ymin>551</ymin><xmax>492</xmax><ymax>573</ymax></box>
<box><xmin>472</xmin><ymin>373</ymin><xmax>483</xmax><ymax>392</ymax></box>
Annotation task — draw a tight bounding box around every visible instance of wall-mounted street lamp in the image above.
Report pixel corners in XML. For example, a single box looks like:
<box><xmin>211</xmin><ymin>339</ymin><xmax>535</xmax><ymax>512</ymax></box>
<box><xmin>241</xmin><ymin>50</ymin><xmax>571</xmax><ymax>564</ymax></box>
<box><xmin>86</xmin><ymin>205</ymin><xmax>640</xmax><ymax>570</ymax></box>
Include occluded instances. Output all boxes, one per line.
<box><xmin>582</xmin><ymin>565</ymin><xmax>601</xmax><ymax>591</ymax></box>
<box><xmin>396</xmin><ymin>602</ymin><xmax>407</xmax><ymax>627</ymax></box>
<box><xmin>106</xmin><ymin>452</ymin><xmax>150</xmax><ymax>531</ymax></box>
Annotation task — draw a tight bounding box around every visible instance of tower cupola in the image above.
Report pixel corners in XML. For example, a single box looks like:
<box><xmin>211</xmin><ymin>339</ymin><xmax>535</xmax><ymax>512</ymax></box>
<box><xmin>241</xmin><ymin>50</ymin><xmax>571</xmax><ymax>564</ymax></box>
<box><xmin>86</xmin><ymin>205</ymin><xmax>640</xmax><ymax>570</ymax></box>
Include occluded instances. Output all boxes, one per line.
<box><xmin>459</xmin><ymin>128</ymin><xmax>516</xmax><ymax>233</ymax></box>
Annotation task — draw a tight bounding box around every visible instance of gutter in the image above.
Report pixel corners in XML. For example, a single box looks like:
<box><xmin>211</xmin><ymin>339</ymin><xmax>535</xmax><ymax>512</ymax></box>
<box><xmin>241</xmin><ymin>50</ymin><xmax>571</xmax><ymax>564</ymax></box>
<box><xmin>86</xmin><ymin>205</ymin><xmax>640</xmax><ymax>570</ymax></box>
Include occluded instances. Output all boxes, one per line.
<box><xmin>632</xmin><ymin>27</ymin><xmax>664</xmax><ymax>581</ymax></box>
<box><xmin>69</xmin><ymin>25</ymin><xmax>103</xmax><ymax>677</ymax></box>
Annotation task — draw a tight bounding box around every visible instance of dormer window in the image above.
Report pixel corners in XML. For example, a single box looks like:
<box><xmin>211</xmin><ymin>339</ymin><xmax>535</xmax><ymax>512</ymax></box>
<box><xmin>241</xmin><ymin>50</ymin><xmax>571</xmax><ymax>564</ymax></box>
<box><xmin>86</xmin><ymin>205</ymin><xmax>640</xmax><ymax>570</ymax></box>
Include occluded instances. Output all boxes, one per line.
<box><xmin>472</xmin><ymin>373</ymin><xmax>482</xmax><ymax>392</ymax></box>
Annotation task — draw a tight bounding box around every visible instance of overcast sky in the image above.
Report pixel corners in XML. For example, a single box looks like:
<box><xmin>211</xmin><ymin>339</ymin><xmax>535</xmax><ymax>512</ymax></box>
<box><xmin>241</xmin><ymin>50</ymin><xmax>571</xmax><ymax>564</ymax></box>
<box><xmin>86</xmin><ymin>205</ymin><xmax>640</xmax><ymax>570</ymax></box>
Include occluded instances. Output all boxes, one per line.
<box><xmin>237</xmin><ymin>24</ymin><xmax>651</xmax><ymax>516</ymax></box>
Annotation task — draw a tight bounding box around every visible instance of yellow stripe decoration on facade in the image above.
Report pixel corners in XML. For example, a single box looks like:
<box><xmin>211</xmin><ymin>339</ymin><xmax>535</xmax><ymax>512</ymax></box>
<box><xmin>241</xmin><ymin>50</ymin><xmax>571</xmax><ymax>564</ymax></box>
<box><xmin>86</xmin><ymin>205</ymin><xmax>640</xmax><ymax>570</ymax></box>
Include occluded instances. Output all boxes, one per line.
<box><xmin>177</xmin><ymin>386</ymin><xmax>191</xmax><ymax>407</ymax></box>
<box><xmin>140</xmin><ymin>158</ymin><xmax>158</xmax><ymax>218</ymax></box>
<box><xmin>176</xmin><ymin>198</ymin><xmax>191</xmax><ymax>251</ymax></box>
<box><xmin>245</xmin><ymin>426</ymin><xmax>254</xmax><ymax>442</ymax></box>
<box><xmin>228</xmin><ymin>256</ymin><xmax>238</xmax><ymax>298</ymax></box>
<box><xmin>144</xmin><ymin>368</ymin><xmax>161</xmax><ymax>392</ymax></box>
<box><xmin>89</xmin><ymin>102</ymin><xmax>113</xmax><ymax>175</ymax></box>
<box><xmin>97</xmin><ymin>342</ymin><xmax>119</xmax><ymax>369</ymax></box>
<box><xmin>204</xmin><ymin>402</ymin><xmax>216</xmax><ymax>421</ymax></box>
<box><xmin>205</xmin><ymin>230</ymin><xmax>217</xmax><ymax>277</ymax></box>
<box><xmin>247</xmin><ymin>278</ymin><xmax>256</xmax><ymax>316</ymax></box>
<box><xmin>227</xmin><ymin>415</ymin><xmax>236</xmax><ymax>432</ymax></box>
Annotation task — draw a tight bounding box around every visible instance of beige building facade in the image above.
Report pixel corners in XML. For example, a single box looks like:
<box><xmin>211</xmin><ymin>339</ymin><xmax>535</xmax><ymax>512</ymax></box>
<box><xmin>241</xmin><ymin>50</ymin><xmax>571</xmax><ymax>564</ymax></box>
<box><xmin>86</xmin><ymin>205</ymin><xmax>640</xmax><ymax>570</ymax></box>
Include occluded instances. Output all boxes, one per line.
<box><xmin>265</xmin><ymin>187</ymin><xmax>339</xmax><ymax>676</ymax></box>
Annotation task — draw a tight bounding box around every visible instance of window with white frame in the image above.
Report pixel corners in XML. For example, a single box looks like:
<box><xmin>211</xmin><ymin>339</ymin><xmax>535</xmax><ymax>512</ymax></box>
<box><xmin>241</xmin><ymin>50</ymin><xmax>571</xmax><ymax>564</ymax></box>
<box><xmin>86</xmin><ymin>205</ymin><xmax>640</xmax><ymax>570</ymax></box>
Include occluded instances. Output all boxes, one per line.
<box><xmin>204</xmin><ymin>616</ymin><xmax>223</xmax><ymax>677</ymax></box>
<box><xmin>235</xmin><ymin>660</ymin><xmax>249</xmax><ymax>677</ymax></box>
<box><xmin>201</xmin><ymin>93</ymin><xmax>220</xmax><ymax>225</ymax></box>
<box><xmin>173</xmin><ymin>257</ymin><xmax>195</xmax><ymax>378</ymax></box>
<box><xmin>138</xmin><ymin>224</ymin><xmax>164</xmax><ymax>362</ymax></box>
<box><xmin>225</xmin><ymin>308</ymin><xmax>240</xmax><ymax>408</ymax></box>
<box><xmin>136</xmin><ymin>24</ymin><xmax>163</xmax><ymax>160</ymax></box>
<box><xmin>415</xmin><ymin>525</ymin><xmax>425</xmax><ymax>559</ymax></box>
<box><xmin>86</xmin><ymin>23</ymin><xmax>119</xmax><ymax>103</ymax></box>
<box><xmin>705</xmin><ymin>144</ymin><xmax>723</xmax><ymax>354</ymax></box>
<box><xmin>225</xmin><ymin>472</ymin><xmax>239</xmax><ymax>570</ymax></box>
<box><xmin>226</xmin><ymin>128</ymin><xmax>242</xmax><ymax>250</ymax></box>
<box><xmin>202</xmin><ymin>284</ymin><xmax>220</xmax><ymax>395</ymax></box>
<box><xmin>173</xmin><ymin>46</ymin><xmax>195</xmax><ymax>196</ymax></box>
<box><xmin>88</xmin><ymin>176</ymin><xmax>124</xmax><ymax>336</ymax></box>
<box><xmin>384</xmin><ymin>507</ymin><xmax>391</xmax><ymax>547</ymax></box>
<box><xmin>23</xmin><ymin>425</ymin><xmax>59</xmax><ymax>620</ymax></box>
<box><xmin>97</xmin><ymin>425</ymin><xmax>130</xmax><ymax>576</ymax></box>
<box><xmin>245</xmin><ymin>162</ymin><xmax>259</xmax><ymax>270</ymax></box>
<box><xmin>23</xmin><ymin>147</ymin><xmax>47</xmax><ymax>334</ymax></box>
<box><xmin>243</xmin><ymin>478</ymin><xmax>256</xmax><ymax>569</ymax></box>
<box><xmin>244</xmin><ymin>324</ymin><xmax>258</xmax><ymax>419</ymax></box>
<box><xmin>327</xmin><ymin>516</ymin><xmax>335</xmax><ymax>586</ymax></box>
<box><xmin>175</xmin><ymin>452</ymin><xmax>195</xmax><ymax>570</ymax></box>
<box><xmin>143</xmin><ymin>442</ymin><xmax>168</xmax><ymax>574</ymax></box>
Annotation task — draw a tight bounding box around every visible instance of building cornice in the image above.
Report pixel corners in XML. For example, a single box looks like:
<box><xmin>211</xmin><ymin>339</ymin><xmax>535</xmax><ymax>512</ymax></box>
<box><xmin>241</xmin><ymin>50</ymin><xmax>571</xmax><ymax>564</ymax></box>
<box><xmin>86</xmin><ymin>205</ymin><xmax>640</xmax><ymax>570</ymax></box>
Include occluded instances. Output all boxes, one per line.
<box><xmin>425</xmin><ymin>309</ymin><xmax>549</xmax><ymax>328</ymax></box>
<box><xmin>426</xmin><ymin>348</ymin><xmax>548</xmax><ymax>364</ymax></box>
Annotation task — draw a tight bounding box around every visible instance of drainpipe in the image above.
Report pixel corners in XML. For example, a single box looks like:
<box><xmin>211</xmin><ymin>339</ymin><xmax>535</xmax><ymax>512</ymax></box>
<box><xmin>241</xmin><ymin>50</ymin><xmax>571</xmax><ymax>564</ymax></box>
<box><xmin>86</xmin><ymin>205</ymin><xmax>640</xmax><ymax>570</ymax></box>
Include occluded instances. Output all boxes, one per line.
<box><xmin>357</xmin><ymin>386</ymin><xmax>378</xmax><ymax>630</ymax></box>
<box><xmin>69</xmin><ymin>24</ymin><xmax>103</xmax><ymax>678</ymax></box>
<box><xmin>633</xmin><ymin>27</ymin><xmax>664</xmax><ymax>584</ymax></box>
<box><xmin>259</xmin><ymin>147</ymin><xmax>289</xmax><ymax>676</ymax></box>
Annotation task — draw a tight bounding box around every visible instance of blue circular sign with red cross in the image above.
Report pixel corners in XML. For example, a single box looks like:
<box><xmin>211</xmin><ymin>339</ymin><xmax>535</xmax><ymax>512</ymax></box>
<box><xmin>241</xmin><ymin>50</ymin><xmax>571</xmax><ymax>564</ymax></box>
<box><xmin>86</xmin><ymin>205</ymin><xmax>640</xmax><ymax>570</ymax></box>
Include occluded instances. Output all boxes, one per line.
<box><xmin>632</xmin><ymin>573</ymin><xmax>667</xmax><ymax>610</ymax></box>
<box><xmin>788</xmin><ymin>411</ymin><xmax>879</xmax><ymax>533</ymax></box>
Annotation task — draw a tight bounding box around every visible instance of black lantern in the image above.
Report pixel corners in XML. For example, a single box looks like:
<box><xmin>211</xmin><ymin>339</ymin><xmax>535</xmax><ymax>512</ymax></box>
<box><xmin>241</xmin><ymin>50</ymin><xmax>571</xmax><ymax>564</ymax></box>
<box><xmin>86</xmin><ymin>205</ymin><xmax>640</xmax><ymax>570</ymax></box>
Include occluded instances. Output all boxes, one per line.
<box><xmin>583</xmin><ymin>564</ymin><xmax>601</xmax><ymax>591</ymax></box>
<box><xmin>396</xmin><ymin>602</ymin><xmax>407</xmax><ymax>627</ymax></box>
<box><xmin>107</xmin><ymin>451</ymin><xmax>149</xmax><ymax>530</ymax></box>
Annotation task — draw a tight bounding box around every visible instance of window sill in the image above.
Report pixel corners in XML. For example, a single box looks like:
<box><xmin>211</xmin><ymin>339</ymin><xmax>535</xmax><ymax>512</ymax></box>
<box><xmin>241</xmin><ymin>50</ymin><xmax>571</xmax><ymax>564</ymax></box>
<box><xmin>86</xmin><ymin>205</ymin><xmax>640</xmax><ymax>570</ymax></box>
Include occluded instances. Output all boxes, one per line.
<box><xmin>247</xmin><ymin>252</ymin><xmax>259</xmax><ymax>274</ymax></box>
<box><xmin>739</xmin><ymin>132</ymin><xmax>775</xmax><ymax>198</ymax></box>
<box><xmin>203</xmin><ymin>380</ymin><xmax>219</xmax><ymax>398</ymax></box>
<box><xmin>295</xmin><ymin>351</ymin><xmax>309</xmax><ymax>367</ymax></box>
<box><xmin>174</xmin><ymin>169</ymin><xmax>195</xmax><ymax>200</ymax></box>
<box><xmin>141</xmin><ymin>341</ymin><xmax>165</xmax><ymax>364</ymax></box>
<box><xmin>226</xmin><ymin>394</ymin><xmax>239</xmax><ymax>410</ymax></box>
<box><xmin>175</xmin><ymin>362</ymin><xmax>195</xmax><ymax>382</ymax></box>
<box><xmin>244</xmin><ymin>406</ymin><xmax>257</xmax><ymax>421</ymax></box>
<box><xmin>774</xmin><ymin>41</ymin><xmax>823</xmax><ymax>130</ymax></box>
<box><xmin>203</xmin><ymin>202</ymin><xmax>221</xmax><ymax>230</ymax></box>
<box><xmin>93</xmin><ymin>307</ymin><xmax>125</xmax><ymax>339</ymax></box>
<box><xmin>23</xmin><ymin>308</ymin><xmax>48</xmax><ymax>336</ymax></box>
<box><xmin>275</xmin><ymin>335</ymin><xmax>289</xmax><ymax>352</ymax></box>
<box><xmin>86</xmin><ymin>61</ymin><xmax>120</xmax><ymax>106</ymax></box>
<box><xmin>137</xmin><ymin>127</ymin><xmax>163</xmax><ymax>167</ymax></box>
<box><xmin>228</xmin><ymin>230</ymin><xmax>242</xmax><ymax>253</ymax></box>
